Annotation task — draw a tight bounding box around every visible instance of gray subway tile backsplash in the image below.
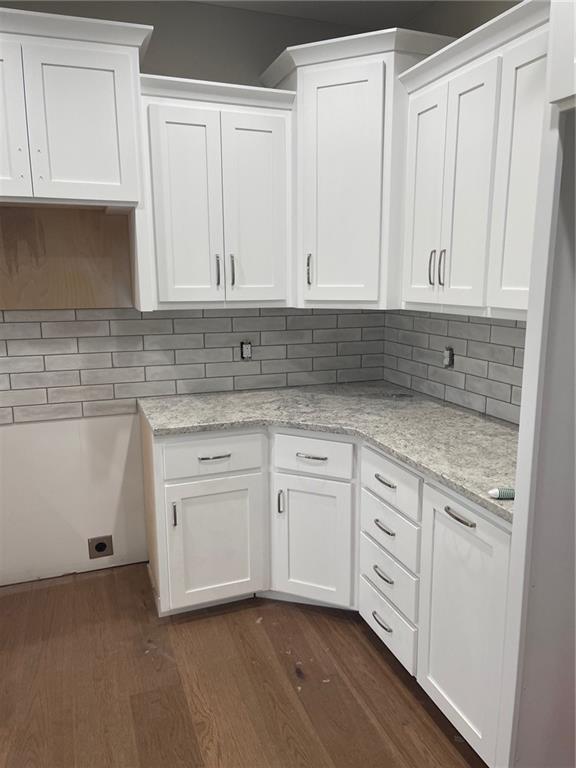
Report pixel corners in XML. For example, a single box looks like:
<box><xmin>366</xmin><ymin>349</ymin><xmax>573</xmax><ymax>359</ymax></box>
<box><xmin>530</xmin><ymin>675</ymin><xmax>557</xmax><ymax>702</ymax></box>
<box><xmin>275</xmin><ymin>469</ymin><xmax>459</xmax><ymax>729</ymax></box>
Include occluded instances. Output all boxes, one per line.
<box><xmin>0</xmin><ymin>308</ymin><xmax>525</xmax><ymax>426</ymax></box>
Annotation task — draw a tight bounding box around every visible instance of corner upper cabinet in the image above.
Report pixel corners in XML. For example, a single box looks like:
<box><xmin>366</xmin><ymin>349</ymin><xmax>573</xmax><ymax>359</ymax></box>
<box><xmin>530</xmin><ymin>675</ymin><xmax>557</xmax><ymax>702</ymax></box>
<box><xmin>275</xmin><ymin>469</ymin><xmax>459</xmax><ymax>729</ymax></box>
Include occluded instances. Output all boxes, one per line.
<box><xmin>137</xmin><ymin>77</ymin><xmax>294</xmax><ymax>309</ymax></box>
<box><xmin>260</xmin><ymin>29</ymin><xmax>454</xmax><ymax>308</ymax></box>
<box><xmin>0</xmin><ymin>9</ymin><xmax>150</xmax><ymax>204</ymax></box>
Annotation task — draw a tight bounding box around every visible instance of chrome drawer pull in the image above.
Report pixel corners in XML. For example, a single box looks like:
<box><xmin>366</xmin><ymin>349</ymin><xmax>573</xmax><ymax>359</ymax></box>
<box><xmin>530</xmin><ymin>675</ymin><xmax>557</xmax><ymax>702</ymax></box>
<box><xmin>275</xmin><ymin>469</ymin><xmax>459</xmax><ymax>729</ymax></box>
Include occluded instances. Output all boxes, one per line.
<box><xmin>296</xmin><ymin>452</ymin><xmax>328</xmax><ymax>462</ymax></box>
<box><xmin>215</xmin><ymin>254</ymin><xmax>221</xmax><ymax>287</ymax></box>
<box><xmin>306</xmin><ymin>253</ymin><xmax>312</xmax><ymax>286</ymax></box>
<box><xmin>172</xmin><ymin>502</ymin><xmax>178</xmax><ymax>527</ymax></box>
<box><xmin>444</xmin><ymin>505</ymin><xmax>476</xmax><ymax>529</ymax></box>
<box><xmin>277</xmin><ymin>489</ymin><xmax>285</xmax><ymax>514</ymax></box>
<box><xmin>374</xmin><ymin>519</ymin><xmax>396</xmax><ymax>537</ymax></box>
<box><xmin>373</xmin><ymin>564</ymin><xmax>394</xmax><ymax>585</ymax></box>
<box><xmin>198</xmin><ymin>453</ymin><xmax>232</xmax><ymax>462</ymax></box>
<box><xmin>428</xmin><ymin>249</ymin><xmax>436</xmax><ymax>286</ymax></box>
<box><xmin>372</xmin><ymin>610</ymin><xmax>393</xmax><ymax>633</ymax></box>
<box><xmin>230</xmin><ymin>254</ymin><xmax>236</xmax><ymax>287</ymax></box>
<box><xmin>374</xmin><ymin>473</ymin><xmax>397</xmax><ymax>490</ymax></box>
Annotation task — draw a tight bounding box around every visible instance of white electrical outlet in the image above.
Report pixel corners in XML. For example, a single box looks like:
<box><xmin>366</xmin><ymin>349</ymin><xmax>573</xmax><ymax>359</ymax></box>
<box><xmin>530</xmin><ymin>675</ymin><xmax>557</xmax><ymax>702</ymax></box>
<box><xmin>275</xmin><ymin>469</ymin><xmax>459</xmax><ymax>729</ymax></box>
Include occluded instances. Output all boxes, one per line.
<box><xmin>240</xmin><ymin>341</ymin><xmax>252</xmax><ymax>360</ymax></box>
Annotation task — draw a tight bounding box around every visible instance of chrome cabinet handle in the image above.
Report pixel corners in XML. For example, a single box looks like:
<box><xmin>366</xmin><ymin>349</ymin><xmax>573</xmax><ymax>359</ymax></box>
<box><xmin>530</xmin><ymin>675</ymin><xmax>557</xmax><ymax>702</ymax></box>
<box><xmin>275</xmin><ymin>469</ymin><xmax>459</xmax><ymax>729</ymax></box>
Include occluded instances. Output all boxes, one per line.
<box><xmin>428</xmin><ymin>249</ymin><xmax>436</xmax><ymax>286</ymax></box>
<box><xmin>444</xmin><ymin>505</ymin><xmax>476</xmax><ymax>529</ymax></box>
<box><xmin>172</xmin><ymin>502</ymin><xmax>178</xmax><ymax>527</ymax></box>
<box><xmin>215</xmin><ymin>254</ymin><xmax>221</xmax><ymax>287</ymax></box>
<box><xmin>438</xmin><ymin>249</ymin><xmax>446</xmax><ymax>287</ymax></box>
<box><xmin>374</xmin><ymin>473</ymin><xmax>397</xmax><ymax>490</ymax></box>
<box><xmin>230</xmin><ymin>254</ymin><xmax>236</xmax><ymax>287</ymax></box>
<box><xmin>306</xmin><ymin>253</ymin><xmax>312</xmax><ymax>286</ymax></box>
<box><xmin>373</xmin><ymin>564</ymin><xmax>394</xmax><ymax>585</ymax></box>
<box><xmin>296</xmin><ymin>452</ymin><xmax>328</xmax><ymax>462</ymax></box>
<box><xmin>277</xmin><ymin>489</ymin><xmax>285</xmax><ymax>514</ymax></box>
<box><xmin>372</xmin><ymin>610</ymin><xmax>393</xmax><ymax>633</ymax></box>
<box><xmin>198</xmin><ymin>453</ymin><xmax>232</xmax><ymax>462</ymax></box>
<box><xmin>374</xmin><ymin>518</ymin><xmax>396</xmax><ymax>537</ymax></box>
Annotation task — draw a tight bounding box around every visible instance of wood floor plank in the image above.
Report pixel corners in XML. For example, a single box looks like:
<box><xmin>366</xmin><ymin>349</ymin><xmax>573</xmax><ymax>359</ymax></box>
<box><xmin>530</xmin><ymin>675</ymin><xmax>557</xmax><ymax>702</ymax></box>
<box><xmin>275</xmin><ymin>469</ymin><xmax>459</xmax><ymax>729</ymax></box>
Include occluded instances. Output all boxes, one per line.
<box><xmin>0</xmin><ymin>565</ymin><xmax>487</xmax><ymax>768</ymax></box>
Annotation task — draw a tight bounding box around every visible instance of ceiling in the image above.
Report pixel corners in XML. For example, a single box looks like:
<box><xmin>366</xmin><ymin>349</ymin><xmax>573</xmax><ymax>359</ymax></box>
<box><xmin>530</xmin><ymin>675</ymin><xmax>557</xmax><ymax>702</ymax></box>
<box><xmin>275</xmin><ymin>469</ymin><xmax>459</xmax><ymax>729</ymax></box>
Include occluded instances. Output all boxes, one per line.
<box><xmin>209</xmin><ymin>1</ymin><xmax>434</xmax><ymax>29</ymax></box>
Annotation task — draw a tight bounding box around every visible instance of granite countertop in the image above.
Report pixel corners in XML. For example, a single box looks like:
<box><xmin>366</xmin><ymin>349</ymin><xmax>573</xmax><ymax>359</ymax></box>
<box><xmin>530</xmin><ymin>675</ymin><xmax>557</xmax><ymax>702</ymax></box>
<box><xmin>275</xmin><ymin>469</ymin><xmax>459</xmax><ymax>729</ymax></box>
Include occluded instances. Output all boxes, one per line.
<box><xmin>138</xmin><ymin>382</ymin><xmax>518</xmax><ymax>524</ymax></box>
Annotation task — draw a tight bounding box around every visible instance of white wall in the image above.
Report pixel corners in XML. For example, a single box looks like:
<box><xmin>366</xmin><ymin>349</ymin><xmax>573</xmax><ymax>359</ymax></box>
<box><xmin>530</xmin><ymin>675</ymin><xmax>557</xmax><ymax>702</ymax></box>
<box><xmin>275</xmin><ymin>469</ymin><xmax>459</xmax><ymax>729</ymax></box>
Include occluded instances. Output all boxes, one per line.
<box><xmin>409</xmin><ymin>1</ymin><xmax>517</xmax><ymax>37</ymax></box>
<box><xmin>0</xmin><ymin>415</ymin><xmax>146</xmax><ymax>585</ymax></box>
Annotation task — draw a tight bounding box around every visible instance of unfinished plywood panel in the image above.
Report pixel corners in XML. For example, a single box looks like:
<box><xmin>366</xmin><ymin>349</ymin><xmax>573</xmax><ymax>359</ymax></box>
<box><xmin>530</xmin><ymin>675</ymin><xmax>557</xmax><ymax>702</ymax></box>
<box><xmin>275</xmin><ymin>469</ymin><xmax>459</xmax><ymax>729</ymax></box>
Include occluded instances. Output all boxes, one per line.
<box><xmin>0</xmin><ymin>206</ymin><xmax>133</xmax><ymax>308</ymax></box>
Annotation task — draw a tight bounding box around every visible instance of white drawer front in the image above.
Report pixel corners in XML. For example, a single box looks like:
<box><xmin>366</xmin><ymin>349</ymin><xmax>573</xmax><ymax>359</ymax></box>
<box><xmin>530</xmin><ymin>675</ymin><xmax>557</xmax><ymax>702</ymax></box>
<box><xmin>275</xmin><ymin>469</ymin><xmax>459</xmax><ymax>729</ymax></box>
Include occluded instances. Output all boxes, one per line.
<box><xmin>164</xmin><ymin>434</ymin><xmax>264</xmax><ymax>480</ymax></box>
<box><xmin>274</xmin><ymin>434</ymin><xmax>353</xmax><ymax>479</ymax></box>
<box><xmin>362</xmin><ymin>447</ymin><xmax>421</xmax><ymax>522</ymax></box>
<box><xmin>360</xmin><ymin>532</ymin><xmax>419</xmax><ymax>623</ymax></box>
<box><xmin>359</xmin><ymin>576</ymin><xmax>417</xmax><ymax>675</ymax></box>
<box><xmin>361</xmin><ymin>489</ymin><xmax>420</xmax><ymax>573</ymax></box>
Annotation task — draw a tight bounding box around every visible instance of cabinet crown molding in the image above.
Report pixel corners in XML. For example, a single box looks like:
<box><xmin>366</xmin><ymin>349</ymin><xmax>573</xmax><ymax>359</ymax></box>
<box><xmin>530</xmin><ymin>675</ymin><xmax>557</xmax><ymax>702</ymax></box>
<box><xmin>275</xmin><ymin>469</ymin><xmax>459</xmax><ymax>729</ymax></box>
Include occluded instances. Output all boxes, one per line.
<box><xmin>140</xmin><ymin>74</ymin><xmax>295</xmax><ymax>110</ymax></box>
<box><xmin>399</xmin><ymin>0</ymin><xmax>549</xmax><ymax>94</ymax></box>
<box><xmin>260</xmin><ymin>27</ymin><xmax>454</xmax><ymax>88</ymax></box>
<box><xmin>0</xmin><ymin>7</ymin><xmax>153</xmax><ymax>60</ymax></box>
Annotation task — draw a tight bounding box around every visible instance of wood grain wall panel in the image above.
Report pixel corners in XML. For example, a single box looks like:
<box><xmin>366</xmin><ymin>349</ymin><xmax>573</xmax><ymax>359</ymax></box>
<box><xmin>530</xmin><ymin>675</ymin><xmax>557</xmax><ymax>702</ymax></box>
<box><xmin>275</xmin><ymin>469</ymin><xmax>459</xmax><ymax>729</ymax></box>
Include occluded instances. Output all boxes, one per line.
<box><xmin>0</xmin><ymin>207</ymin><xmax>133</xmax><ymax>309</ymax></box>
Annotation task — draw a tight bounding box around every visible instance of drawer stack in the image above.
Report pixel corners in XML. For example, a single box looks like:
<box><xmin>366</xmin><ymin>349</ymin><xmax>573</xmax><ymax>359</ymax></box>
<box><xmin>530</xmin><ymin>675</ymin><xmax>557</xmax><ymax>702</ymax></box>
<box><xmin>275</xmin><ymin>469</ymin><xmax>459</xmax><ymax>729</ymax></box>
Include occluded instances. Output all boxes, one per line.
<box><xmin>359</xmin><ymin>447</ymin><xmax>422</xmax><ymax>674</ymax></box>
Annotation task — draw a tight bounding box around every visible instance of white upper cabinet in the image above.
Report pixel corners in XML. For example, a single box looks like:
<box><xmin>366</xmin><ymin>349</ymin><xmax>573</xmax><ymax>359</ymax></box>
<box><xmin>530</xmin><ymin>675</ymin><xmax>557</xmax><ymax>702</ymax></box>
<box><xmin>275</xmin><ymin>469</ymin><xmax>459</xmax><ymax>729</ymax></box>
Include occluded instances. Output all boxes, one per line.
<box><xmin>488</xmin><ymin>32</ymin><xmax>547</xmax><ymax>310</ymax></box>
<box><xmin>0</xmin><ymin>9</ymin><xmax>150</xmax><ymax>204</ymax></box>
<box><xmin>300</xmin><ymin>61</ymin><xmax>384</xmax><ymax>302</ymax></box>
<box><xmin>149</xmin><ymin>105</ymin><xmax>225</xmax><ymax>302</ymax></box>
<box><xmin>439</xmin><ymin>58</ymin><xmax>500</xmax><ymax>306</ymax></box>
<box><xmin>0</xmin><ymin>38</ymin><xmax>32</xmax><ymax>196</ymax></box>
<box><xmin>221</xmin><ymin>111</ymin><xmax>288</xmax><ymax>301</ymax></box>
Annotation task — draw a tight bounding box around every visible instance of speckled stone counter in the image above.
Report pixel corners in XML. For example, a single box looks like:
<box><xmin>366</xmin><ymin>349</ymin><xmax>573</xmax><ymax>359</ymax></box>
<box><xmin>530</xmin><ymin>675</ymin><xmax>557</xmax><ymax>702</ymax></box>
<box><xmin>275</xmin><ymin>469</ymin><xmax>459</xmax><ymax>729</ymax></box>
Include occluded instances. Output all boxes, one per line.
<box><xmin>138</xmin><ymin>382</ymin><xmax>518</xmax><ymax>523</ymax></box>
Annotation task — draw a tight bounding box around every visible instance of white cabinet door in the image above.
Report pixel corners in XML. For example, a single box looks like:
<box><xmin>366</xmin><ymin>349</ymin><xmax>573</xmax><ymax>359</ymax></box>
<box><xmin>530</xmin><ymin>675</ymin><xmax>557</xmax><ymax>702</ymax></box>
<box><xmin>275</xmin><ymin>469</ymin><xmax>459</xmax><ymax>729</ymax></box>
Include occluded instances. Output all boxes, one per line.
<box><xmin>439</xmin><ymin>58</ymin><xmax>501</xmax><ymax>307</ymax></box>
<box><xmin>272</xmin><ymin>473</ymin><xmax>352</xmax><ymax>607</ymax></box>
<box><xmin>403</xmin><ymin>83</ymin><xmax>448</xmax><ymax>304</ymax></box>
<box><xmin>301</xmin><ymin>61</ymin><xmax>384</xmax><ymax>302</ymax></box>
<box><xmin>165</xmin><ymin>474</ymin><xmax>266</xmax><ymax>610</ymax></box>
<box><xmin>221</xmin><ymin>111</ymin><xmax>287</xmax><ymax>301</ymax></box>
<box><xmin>0</xmin><ymin>39</ymin><xmax>32</xmax><ymax>196</ymax></box>
<box><xmin>21</xmin><ymin>42</ymin><xmax>139</xmax><ymax>202</ymax></box>
<box><xmin>418</xmin><ymin>485</ymin><xmax>510</xmax><ymax>766</ymax></box>
<box><xmin>488</xmin><ymin>33</ymin><xmax>547</xmax><ymax>310</ymax></box>
<box><xmin>149</xmin><ymin>105</ymin><xmax>225</xmax><ymax>302</ymax></box>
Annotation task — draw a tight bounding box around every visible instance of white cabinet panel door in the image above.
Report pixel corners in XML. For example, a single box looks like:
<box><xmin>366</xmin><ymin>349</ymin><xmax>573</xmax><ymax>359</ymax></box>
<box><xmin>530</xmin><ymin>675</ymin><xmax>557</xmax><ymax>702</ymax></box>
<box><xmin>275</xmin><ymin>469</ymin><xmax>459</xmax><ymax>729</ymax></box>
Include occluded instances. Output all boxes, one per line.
<box><xmin>439</xmin><ymin>58</ymin><xmax>501</xmax><ymax>307</ymax></box>
<box><xmin>165</xmin><ymin>474</ymin><xmax>266</xmax><ymax>610</ymax></box>
<box><xmin>221</xmin><ymin>111</ymin><xmax>287</xmax><ymax>301</ymax></box>
<box><xmin>149</xmin><ymin>105</ymin><xmax>224</xmax><ymax>302</ymax></box>
<box><xmin>488</xmin><ymin>33</ymin><xmax>547</xmax><ymax>310</ymax></box>
<box><xmin>301</xmin><ymin>62</ymin><xmax>384</xmax><ymax>301</ymax></box>
<box><xmin>272</xmin><ymin>473</ymin><xmax>352</xmax><ymax>607</ymax></box>
<box><xmin>418</xmin><ymin>485</ymin><xmax>510</xmax><ymax>766</ymax></box>
<box><xmin>21</xmin><ymin>43</ymin><xmax>139</xmax><ymax>202</ymax></box>
<box><xmin>0</xmin><ymin>39</ymin><xmax>32</xmax><ymax>196</ymax></box>
<box><xmin>403</xmin><ymin>83</ymin><xmax>448</xmax><ymax>304</ymax></box>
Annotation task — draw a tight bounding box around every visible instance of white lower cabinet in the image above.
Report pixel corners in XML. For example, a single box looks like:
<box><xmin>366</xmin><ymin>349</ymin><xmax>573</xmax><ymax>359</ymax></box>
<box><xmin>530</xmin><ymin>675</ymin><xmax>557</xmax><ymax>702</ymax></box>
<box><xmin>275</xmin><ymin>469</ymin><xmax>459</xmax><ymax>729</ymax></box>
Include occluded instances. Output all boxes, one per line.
<box><xmin>417</xmin><ymin>484</ymin><xmax>511</xmax><ymax>766</ymax></box>
<box><xmin>165</xmin><ymin>474</ymin><xmax>267</xmax><ymax>610</ymax></box>
<box><xmin>272</xmin><ymin>472</ymin><xmax>352</xmax><ymax>607</ymax></box>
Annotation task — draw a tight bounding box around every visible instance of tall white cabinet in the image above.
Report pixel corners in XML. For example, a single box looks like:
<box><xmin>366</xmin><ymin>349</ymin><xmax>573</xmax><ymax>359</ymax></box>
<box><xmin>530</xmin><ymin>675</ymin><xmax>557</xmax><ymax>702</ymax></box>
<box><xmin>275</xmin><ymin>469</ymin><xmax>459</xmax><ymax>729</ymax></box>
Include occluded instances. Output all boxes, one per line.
<box><xmin>261</xmin><ymin>29</ymin><xmax>454</xmax><ymax>308</ymax></box>
<box><xmin>401</xmin><ymin>1</ymin><xmax>549</xmax><ymax>316</ymax></box>
<box><xmin>0</xmin><ymin>9</ymin><xmax>150</xmax><ymax>204</ymax></box>
<box><xmin>135</xmin><ymin>77</ymin><xmax>294</xmax><ymax>310</ymax></box>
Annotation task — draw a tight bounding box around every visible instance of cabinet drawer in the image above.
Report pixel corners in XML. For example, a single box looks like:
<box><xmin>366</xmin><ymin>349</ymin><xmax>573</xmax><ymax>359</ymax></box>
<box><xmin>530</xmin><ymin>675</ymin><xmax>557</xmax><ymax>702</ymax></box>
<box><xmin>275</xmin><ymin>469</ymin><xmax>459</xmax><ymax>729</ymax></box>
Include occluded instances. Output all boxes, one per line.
<box><xmin>361</xmin><ymin>489</ymin><xmax>420</xmax><ymax>573</ymax></box>
<box><xmin>164</xmin><ymin>434</ymin><xmax>264</xmax><ymax>480</ymax></box>
<box><xmin>360</xmin><ymin>532</ymin><xmax>419</xmax><ymax>623</ymax></box>
<box><xmin>362</xmin><ymin>447</ymin><xmax>421</xmax><ymax>522</ymax></box>
<box><xmin>359</xmin><ymin>575</ymin><xmax>417</xmax><ymax>675</ymax></box>
<box><xmin>274</xmin><ymin>434</ymin><xmax>353</xmax><ymax>479</ymax></box>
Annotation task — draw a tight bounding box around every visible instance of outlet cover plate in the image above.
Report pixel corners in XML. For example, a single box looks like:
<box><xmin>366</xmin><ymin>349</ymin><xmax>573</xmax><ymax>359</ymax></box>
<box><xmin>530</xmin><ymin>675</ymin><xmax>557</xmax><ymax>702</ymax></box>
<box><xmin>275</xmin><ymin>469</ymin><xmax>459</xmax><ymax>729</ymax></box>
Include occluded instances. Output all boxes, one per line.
<box><xmin>88</xmin><ymin>535</ymin><xmax>114</xmax><ymax>559</ymax></box>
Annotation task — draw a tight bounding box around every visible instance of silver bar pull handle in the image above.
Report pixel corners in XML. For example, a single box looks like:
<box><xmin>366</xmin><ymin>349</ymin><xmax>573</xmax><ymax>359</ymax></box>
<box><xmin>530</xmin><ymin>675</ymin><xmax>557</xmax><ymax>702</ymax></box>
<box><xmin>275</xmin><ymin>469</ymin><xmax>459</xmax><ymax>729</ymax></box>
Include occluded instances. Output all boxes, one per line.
<box><xmin>306</xmin><ymin>253</ymin><xmax>312</xmax><ymax>286</ymax></box>
<box><xmin>172</xmin><ymin>502</ymin><xmax>178</xmax><ymax>527</ymax></box>
<box><xmin>444</xmin><ymin>505</ymin><xmax>476</xmax><ymax>529</ymax></box>
<box><xmin>198</xmin><ymin>453</ymin><xmax>232</xmax><ymax>462</ymax></box>
<box><xmin>428</xmin><ymin>249</ymin><xmax>436</xmax><ymax>286</ymax></box>
<box><xmin>373</xmin><ymin>564</ymin><xmax>394</xmax><ymax>585</ymax></box>
<box><xmin>438</xmin><ymin>249</ymin><xmax>446</xmax><ymax>287</ymax></box>
<box><xmin>374</xmin><ymin>518</ymin><xmax>396</xmax><ymax>537</ymax></box>
<box><xmin>372</xmin><ymin>610</ymin><xmax>393</xmax><ymax>634</ymax></box>
<box><xmin>230</xmin><ymin>254</ymin><xmax>236</xmax><ymax>287</ymax></box>
<box><xmin>215</xmin><ymin>254</ymin><xmax>221</xmax><ymax>287</ymax></box>
<box><xmin>374</xmin><ymin>473</ymin><xmax>397</xmax><ymax>490</ymax></box>
<box><xmin>277</xmin><ymin>489</ymin><xmax>285</xmax><ymax>514</ymax></box>
<box><xmin>296</xmin><ymin>452</ymin><xmax>328</xmax><ymax>462</ymax></box>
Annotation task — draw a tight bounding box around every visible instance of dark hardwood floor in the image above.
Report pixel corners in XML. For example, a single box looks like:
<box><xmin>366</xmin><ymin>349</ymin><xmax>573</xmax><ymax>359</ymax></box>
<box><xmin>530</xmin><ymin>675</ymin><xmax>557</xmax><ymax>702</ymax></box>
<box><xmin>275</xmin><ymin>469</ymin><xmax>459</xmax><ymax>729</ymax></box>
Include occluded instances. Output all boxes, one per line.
<box><xmin>0</xmin><ymin>564</ymin><xmax>486</xmax><ymax>768</ymax></box>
